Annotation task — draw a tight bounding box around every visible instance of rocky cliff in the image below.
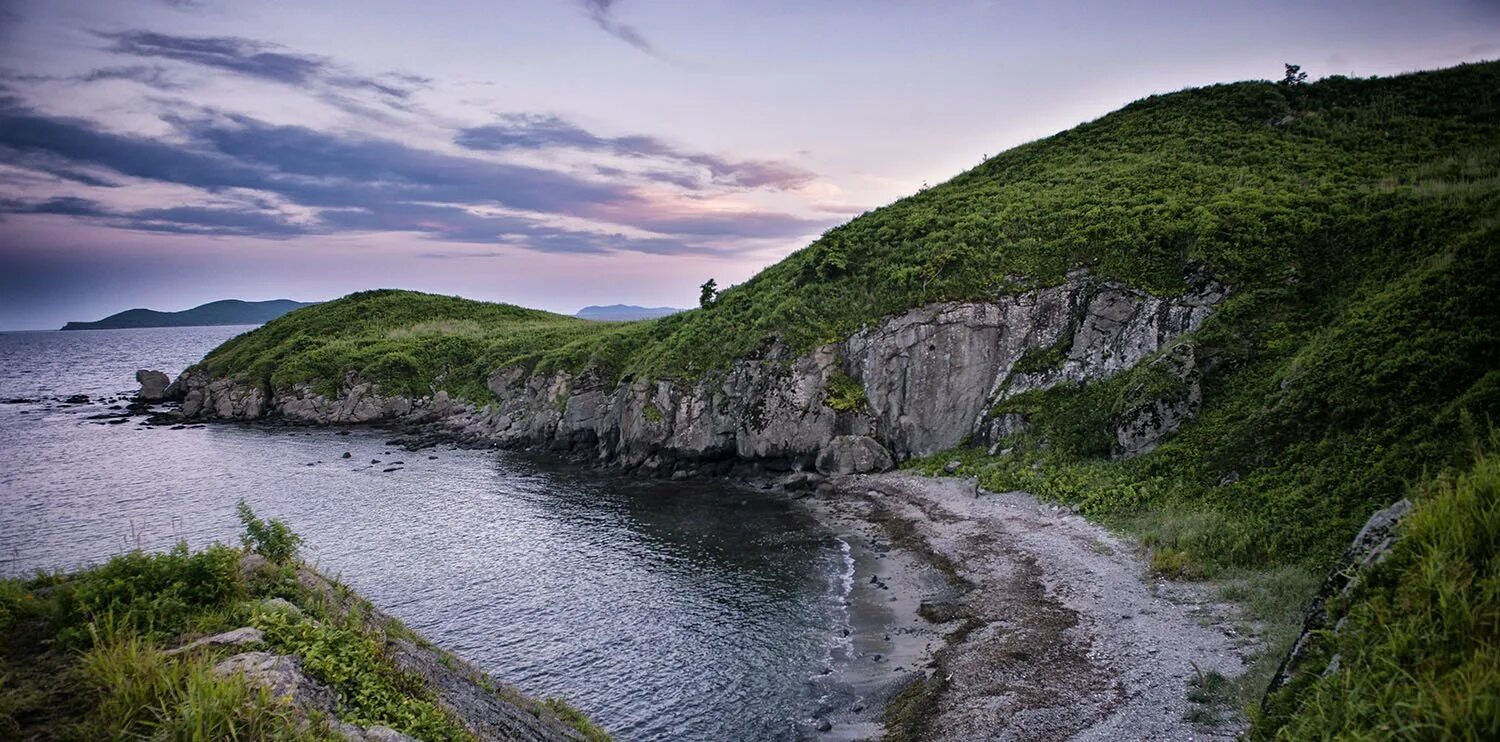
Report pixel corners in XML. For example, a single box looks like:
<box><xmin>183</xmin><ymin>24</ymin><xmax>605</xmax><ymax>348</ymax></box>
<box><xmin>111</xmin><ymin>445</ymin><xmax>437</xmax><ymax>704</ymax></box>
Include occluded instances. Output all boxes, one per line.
<box><xmin>172</xmin><ymin>269</ymin><xmax>1224</xmax><ymax>475</ymax></box>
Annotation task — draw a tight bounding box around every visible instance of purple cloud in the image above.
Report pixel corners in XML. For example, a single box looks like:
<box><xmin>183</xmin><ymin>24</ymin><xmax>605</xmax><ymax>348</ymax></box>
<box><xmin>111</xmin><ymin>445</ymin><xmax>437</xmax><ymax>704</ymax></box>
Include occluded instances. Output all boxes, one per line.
<box><xmin>457</xmin><ymin>114</ymin><xmax>815</xmax><ymax>190</ymax></box>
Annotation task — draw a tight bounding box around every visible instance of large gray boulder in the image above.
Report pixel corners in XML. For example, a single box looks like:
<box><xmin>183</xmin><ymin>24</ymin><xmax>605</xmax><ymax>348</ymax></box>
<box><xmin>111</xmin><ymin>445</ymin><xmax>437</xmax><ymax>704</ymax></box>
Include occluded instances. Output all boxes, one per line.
<box><xmin>815</xmin><ymin>435</ymin><xmax>895</xmax><ymax>475</ymax></box>
<box><xmin>135</xmin><ymin>369</ymin><xmax>173</xmax><ymax>401</ymax></box>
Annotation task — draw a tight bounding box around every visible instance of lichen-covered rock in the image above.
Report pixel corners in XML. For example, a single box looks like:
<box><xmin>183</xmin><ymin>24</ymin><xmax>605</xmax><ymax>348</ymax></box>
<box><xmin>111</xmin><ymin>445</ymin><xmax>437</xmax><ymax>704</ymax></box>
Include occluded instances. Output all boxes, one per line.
<box><xmin>1112</xmin><ymin>343</ymin><xmax>1202</xmax><ymax>458</ymax></box>
<box><xmin>816</xmin><ymin>435</ymin><xmax>895</xmax><ymax>474</ymax></box>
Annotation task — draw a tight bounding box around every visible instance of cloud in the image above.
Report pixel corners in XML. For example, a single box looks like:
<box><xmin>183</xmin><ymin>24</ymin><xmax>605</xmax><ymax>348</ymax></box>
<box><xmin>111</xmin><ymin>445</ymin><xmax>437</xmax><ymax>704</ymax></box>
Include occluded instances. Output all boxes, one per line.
<box><xmin>457</xmin><ymin>114</ymin><xmax>816</xmax><ymax>190</ymax></box>
<box><xmin>577</xmin><ymin>0</ymin><xmax>657</xmax><ymax>56</ymax></box>
<box><xmin>97</xmin><ymin>31</ymin><xmax>426</xmax><ymax>105</ymax></box>
<box><xmin>102</xmin><ymin>31</ymin><xmax>326</xmax><ymax>86</ymax></box>
<box><xmin>0</xmin><ymin>195</ymin><xmax>308</xmax><ymax>236</ymax></box>
<box><xmin>0</xmin><ymin>102</ymin><xmax>829</xmax><ymax>252</ymax></box>
<box><xmin>79</xmin><ymin>65</ymin><xmax>186</xmax><ymax>90</ymax></box>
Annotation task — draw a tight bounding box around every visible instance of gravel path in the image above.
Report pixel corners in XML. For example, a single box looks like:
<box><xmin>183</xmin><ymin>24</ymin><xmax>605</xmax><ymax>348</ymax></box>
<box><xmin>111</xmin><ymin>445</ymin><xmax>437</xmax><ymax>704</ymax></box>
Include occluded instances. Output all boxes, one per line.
<box><xmin>810</xmin><ymin>472</ymin><xmax>1252</xmax><ymax>741</ymax></box>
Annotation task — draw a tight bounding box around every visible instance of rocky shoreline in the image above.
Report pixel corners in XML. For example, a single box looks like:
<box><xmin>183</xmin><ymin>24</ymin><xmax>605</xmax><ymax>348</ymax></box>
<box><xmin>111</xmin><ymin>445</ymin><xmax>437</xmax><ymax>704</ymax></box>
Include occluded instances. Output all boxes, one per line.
<box><xmin>159</xmin><ymin>269</ymin><xmax>1226</xmax><ymax>480</ymax></box>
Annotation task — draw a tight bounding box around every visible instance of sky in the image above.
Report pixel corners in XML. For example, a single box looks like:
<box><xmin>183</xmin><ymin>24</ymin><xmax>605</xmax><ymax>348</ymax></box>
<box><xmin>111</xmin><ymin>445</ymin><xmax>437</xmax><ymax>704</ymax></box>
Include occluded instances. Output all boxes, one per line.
<box><xmin>0</xmin><ymin>1</ymin><xmax>1496</xmax><ymax>330</ymax></box>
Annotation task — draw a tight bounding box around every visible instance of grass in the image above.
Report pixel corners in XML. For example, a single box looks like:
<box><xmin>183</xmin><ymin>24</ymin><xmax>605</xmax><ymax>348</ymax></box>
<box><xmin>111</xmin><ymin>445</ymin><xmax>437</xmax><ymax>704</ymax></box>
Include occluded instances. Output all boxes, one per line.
<box><xmin>0</xmin><ymin>505</ymin><xmax>608</xmax><ymax>741</ymax></box>
<box><xmin>1253</xmin><ymin>449</ymin><xmax>1500</xmax><ymax>739</ymax></box>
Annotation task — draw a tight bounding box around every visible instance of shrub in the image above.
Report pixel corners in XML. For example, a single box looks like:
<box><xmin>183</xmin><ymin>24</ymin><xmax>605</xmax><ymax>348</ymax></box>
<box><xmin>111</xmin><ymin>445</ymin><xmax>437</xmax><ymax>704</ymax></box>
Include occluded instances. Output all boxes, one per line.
<box><xmin>237</xmin><ymin>500</ymin><xmax>302</xmax><ymax>565</ymax></box>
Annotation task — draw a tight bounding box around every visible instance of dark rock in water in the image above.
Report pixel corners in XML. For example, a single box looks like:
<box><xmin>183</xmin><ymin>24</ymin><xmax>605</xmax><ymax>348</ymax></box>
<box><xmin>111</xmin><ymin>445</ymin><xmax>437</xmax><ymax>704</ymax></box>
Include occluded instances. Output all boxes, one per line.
<box><xmin>62</xmin><ymin>394</ymin><xmax>90</xmax><ymax>404</ymax></box>
<box><xmin>337</xmin><ymin>430</ymin><xmax>351</xmax><ymax>436</ymax></box>
<box><xmin>382</xmin><ymin>466</ymin><xmax>402</xmax><ymax>473</ymax></box>
<box><xmin>815</xmin><ymin>717</ymin><xmax>833</xmax><ymax>732</ymax></box>
<box><xmin>1263</xmin><ymin>498</ymin><xmax>1413</xmax><ymax>701</ymax></box>
<box><xmin>342</xmin><ymin>452</ymin><xmax>352</xmax><ymax>459</ymax></box>
<box><xmin>107</xmin><ymin>418</ymin><xmax>127</xmax><ymax>425</ymax></box>
<box><xmin>428</xmin><ymin>455</ymin><xmax>438</xmax><ymax>460</ymax></box>
<box><xmin>135</xmin><ymin>369</ymin><xmax>174</xmax><ymax>401</ymax></box>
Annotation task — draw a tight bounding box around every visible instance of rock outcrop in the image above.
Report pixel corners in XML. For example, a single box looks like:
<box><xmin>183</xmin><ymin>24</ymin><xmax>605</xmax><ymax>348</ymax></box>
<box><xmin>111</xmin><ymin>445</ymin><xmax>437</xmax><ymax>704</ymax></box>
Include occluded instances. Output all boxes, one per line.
<box><xmin>1112</xmin><ymin>342</ymin><xmax>1203</xmax><ymax>458</ymax></box>
<box><xmin>135</xmin><ymin>369</ymin><xmax>173</xmax><ymax>401</ymax></box>
<box><xmin>174</xmin><ymin>270</ymin><xmax>1224</xmax><ymax>475</ymax></box>
<box><xmin>1263</xmin><ymin>498</ymin><xmax>1414</xmax><ymax>698</ymax></box>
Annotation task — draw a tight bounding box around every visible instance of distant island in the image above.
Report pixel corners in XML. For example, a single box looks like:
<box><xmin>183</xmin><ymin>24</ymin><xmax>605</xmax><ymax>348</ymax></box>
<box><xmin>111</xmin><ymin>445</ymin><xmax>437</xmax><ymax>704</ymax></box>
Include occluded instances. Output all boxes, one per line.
<box><xmin>574</xmin><ymin>304</ymin><xmax>684</xmax><ymax>321</ymax></box>
<box><xmin>61</xmin><ymin>299</ymin><xmax>316</xmax><ymax>330</ymax></box>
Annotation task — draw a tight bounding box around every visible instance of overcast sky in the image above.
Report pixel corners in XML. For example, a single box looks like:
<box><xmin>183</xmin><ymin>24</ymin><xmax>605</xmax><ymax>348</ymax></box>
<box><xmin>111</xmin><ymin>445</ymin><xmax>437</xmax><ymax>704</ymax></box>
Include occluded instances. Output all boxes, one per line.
<box><xmin>0</xmin><ymin>0</ymin><xmax>1496</xmax><ymax>329</ymax></box>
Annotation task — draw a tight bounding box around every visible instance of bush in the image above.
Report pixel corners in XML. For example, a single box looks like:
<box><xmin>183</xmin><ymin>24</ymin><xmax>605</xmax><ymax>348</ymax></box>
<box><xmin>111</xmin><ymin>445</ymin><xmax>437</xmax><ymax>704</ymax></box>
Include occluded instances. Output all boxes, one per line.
<box><xmin>237</xmin><ymin>500</ymin><xmax>302</xmax><ymax>565</ymax></box>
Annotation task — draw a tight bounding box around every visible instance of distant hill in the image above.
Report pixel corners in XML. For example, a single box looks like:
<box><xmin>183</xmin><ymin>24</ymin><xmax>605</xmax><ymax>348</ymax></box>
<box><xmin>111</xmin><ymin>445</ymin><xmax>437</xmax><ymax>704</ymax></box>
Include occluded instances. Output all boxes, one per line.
<box><xmin>574</xmin><ymin>304</ymin><xmax>685</xmax><ymax>321</ymax></box>
<box><xmin>61</xmin><ymin>299</ymin><xmax>316</xmax><ymax>330</ymax></box>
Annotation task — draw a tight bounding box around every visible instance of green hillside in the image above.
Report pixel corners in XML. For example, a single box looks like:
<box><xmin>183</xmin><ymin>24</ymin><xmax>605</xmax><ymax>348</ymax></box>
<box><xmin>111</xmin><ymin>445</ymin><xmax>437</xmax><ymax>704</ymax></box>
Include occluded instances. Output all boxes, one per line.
<box><xmin>198</xmin><ymin>61</ymin><xmax>1500</xmax><ymax>733</ymax></box>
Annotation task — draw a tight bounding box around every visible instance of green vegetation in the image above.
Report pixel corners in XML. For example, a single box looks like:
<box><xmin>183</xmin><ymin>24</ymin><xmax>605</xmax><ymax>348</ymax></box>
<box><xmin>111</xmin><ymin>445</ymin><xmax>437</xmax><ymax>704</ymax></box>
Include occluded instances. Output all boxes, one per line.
<box><xmin>823</xmin><ymin>369</ymin><xmax>869</xmax><ymax>413</ymax></box>
<box><xmin>1255</xmin><ymin>449</ymin><xmax>1500</xmax><ymax>739</ymax></box>
<box><xmin>0</xmin><ymin>506</ymin><xmax>605</xmax><ymax>740</ymax></box>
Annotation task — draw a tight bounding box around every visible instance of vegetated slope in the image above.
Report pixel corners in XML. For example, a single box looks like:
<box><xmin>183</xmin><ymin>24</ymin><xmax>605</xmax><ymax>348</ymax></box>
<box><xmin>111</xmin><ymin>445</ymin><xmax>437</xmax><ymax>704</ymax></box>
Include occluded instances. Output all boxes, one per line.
<box><xmin>194</xmin><ymin>61</ymin><xmax>1499</xmax><ymax>734</ymax></box>
<box><xmin>61</xmin><ymin>299</ymin><xmax>315</xmax><ymax>330</ymax></box>
<box><xmin>197</xmin><ymin>290</ymin><xmax>622</xmax><ymax>401</ymax></box>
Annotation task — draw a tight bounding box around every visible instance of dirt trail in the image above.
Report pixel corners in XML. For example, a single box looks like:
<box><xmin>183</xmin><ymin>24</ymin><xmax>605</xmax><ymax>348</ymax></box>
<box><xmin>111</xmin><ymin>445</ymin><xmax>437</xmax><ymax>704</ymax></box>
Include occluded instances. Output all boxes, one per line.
<box><xmin>810</xmin><ymin>472</ymin><xmax>1252</xmax><ymax>741</ymax></box>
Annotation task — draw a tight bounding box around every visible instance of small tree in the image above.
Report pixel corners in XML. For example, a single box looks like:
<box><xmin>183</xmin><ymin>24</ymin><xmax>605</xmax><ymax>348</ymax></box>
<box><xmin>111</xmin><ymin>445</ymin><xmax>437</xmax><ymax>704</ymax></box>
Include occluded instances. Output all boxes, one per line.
<box><xmin>1281</xmin><ymin>63</ymin><xmax>1308</xmax><ymax>86</ymax></box>
<box><xmin>236</xmin><ymin>499</ymin><xmax>302</xmax><ymax>564</ymax></box>
<box><xmin>699</xmin><ymin>278</ymin><xmax>718</xmax><ymax>309</ymax></box>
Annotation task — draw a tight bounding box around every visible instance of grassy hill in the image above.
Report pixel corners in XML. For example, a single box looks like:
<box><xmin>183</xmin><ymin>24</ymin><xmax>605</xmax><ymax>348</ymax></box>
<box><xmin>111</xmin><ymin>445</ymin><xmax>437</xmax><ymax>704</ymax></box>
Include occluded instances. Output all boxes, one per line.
<box><xmin>62</xmin><ymin>299</ymin><xmax>315</xmax><ymax>330</ymax></box>
<box><xmin>197</xmin><ymin>61</ymin><xmax>1500</xmax><ymax>734</ymax></box>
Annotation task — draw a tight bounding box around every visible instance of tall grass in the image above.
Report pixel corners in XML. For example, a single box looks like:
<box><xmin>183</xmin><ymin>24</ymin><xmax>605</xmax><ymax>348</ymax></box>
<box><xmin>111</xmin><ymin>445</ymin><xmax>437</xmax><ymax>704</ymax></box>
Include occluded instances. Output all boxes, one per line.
<box><xmin>1256</xmin><ymin>451</ymin><xmax>1500</xmax><ymax>738</ymax></box>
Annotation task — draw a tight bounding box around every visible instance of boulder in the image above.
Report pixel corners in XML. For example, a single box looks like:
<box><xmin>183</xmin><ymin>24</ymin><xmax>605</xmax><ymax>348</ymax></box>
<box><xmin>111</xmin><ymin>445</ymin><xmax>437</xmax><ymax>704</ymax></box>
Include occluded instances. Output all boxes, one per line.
<box><xmin>815</xmin><ymin>435</ymin><xmax>895</xmax><ymax>475</ymax></box>
<box><xmin>213</xmin><ymin>652</ymin><xmax>337</xmax><ymax>716</ymax></box>
<box><xmin>135</xmin><ymin>369</ymin><xmax>173</xmax><ymax>401</ymax></box>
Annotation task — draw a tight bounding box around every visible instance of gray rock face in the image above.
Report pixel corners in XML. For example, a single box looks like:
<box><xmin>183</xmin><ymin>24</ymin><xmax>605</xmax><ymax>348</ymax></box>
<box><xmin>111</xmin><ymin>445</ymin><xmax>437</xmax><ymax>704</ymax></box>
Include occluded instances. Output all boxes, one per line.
<box><xmin>1264</xmin><ymin>499</ymin><xmax>1414</xmax><ymax>699</ymax></box>
<box><xmin>135</xmin><ymin>369</ymin><xmax>173</xmax><ymax>401</ymax></box>
<box><xmin>213</xmin><ymin>651</ymin><xmax>337</xmax><ymax>716</ymax></box>
<box><xmin>176</xmin><ymin>270</ymin><xmax>1224</xmax><ymax>474</ymax></box>
<box><xmin>1112</xmin><ymin>343</ymin><xmax>1203</xmax><ymax>458</ymax></box>
<box><xmin>815</xmin><ymin>435</ymin><xmax>894</xmax><ymax>475</ymax></box>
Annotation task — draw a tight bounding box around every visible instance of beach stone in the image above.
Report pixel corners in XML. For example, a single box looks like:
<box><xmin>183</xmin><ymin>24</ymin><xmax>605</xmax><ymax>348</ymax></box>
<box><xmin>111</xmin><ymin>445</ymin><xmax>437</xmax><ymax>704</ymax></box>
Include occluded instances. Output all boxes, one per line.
<box><xmin>815</xmin><ymin>435</ymin><xmax>894</xmax><ymax>475</ymax></box>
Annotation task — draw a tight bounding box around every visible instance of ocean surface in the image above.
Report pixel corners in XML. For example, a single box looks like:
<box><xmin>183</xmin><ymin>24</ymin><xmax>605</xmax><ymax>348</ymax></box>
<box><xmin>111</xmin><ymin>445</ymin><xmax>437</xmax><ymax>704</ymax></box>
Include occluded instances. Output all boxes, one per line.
<box><xmin>0</xmin><ymin>326</ymin><xmax>853</xmax><ymax>741</ymax></box>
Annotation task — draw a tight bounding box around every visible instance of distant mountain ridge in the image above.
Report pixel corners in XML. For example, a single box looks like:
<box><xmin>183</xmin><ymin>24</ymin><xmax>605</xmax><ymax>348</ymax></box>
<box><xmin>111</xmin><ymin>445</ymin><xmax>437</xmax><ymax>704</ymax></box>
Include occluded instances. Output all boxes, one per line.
<box><xmin>61</xmin><ymin>299</ymin><xmax>316</xmax><ymax>330</ymax></box>
<box><xmin>574</xmin><ymin>304</ymin><xmax>684</xmax><ymax>321</ymax></box>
